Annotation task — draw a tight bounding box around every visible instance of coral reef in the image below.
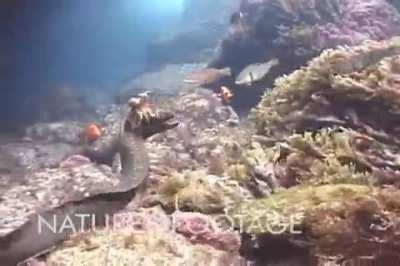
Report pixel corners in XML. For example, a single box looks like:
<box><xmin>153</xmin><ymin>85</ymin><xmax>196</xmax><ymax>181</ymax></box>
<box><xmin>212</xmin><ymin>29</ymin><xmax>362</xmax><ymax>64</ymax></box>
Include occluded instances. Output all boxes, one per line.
<box><xmin>254</xmin><ymin>37</ymin><xmax>400</xmax><ymax>141</ymax></box>
<box><xmin>117</xmin><ymin>63</ymin><xmax>207</xmax><ymax>102</ymax></box>
<box><xmin>0</xmin><ymin>90</ymin><xmax>251</xmax><ymax>264</ymax></box>
<box><xmin>25</xmin><ymin>121</ymin><xmax>85</xmax><ymax>144</ymax></box>
<box><xmin>273</xmin><ymin>0</ymin><xmax>400</xmax><ymax>50</ymax></box>
<box><xmin>1</xmin><ymin>141</ymin><xmax>77</xmax><ymax>173</ymax></box>
<box><xmin>9</xmin><ymin>1</ymin><xmax>400</xmax><ymax>265</ymax></box>
<box><xmin>7</xmin><ymin>39</ymin><xmax>400</xmax><ymax>263</ymax></box>
<box><xmin>231</xmin><ymin>184</ymin><xmax>400</xmax><ymax>262</ymax></box>
<box><xmin>207</xmin><ymin>0</ymin><xmax>400</xmax><ymax>113</ymax></box>
<box><xmin>156</xmin><ymin>170</ymin><xmax>247</xmax><ymax>213</ymax></box>
<box><xmin>233</xmin><ymin>36</ymin><xmax>400</xmax><ymax>264</ymax></box>
<box><xmin>47</xmin><ymin>209</ymin><xmax>245</xmax><ymax>266</ymax></box>
<box><xmin>313</xmin><ymin>0</ymin><xmax>400</xmax><ymax>49</ymax></box>
<box><xmin>0</xmin><ymin>160</ymin><xmax>117</xmax><ymax>236</ymax></box>
<box><xmin>172</xmin><ymin>211</ymin><xmax>241</xmax><ymax>252</ymax></box>
<box><xmin>211</xmin><ymin>0</ymin><xmax>400</xmax><ymax>71</ymax></box>
<box><xmin>269</xmin><ymin>127</ymin><xmax>400</xmax><ymax>187</ymax></box>
<box><xmin>147</xmin><ymin>0</ymin><xmax>239</xmax><ymax>67</ymax></box>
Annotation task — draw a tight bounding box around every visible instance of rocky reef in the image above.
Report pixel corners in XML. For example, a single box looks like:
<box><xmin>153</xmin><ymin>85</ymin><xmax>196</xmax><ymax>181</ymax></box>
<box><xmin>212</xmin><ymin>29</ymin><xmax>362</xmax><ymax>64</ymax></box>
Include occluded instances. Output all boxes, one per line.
<box><xmin>147</xmin><ymin>0</ymin><xmax>240</xmax><ymax>67</ymax></box>
<box><xmin>252</xmin><ymin>37</ymin><xmax>400</xmax><ymax>191</ymax></box>
<box><xmin>0</xmin><ymin>89</ymin><xmax>255</xmax><ymax>265</ymax></box>
<box><xmin>234</xmin><ymin>37</ymin><xmax>400</xmax><ymax>264</ymax></box>
<box><xmin>232</xmin><ymin>184</ymin><xmax>400</xmax><ymax>264</ymax></box>
<box><xmin>5</xmin><ymin>2</ymin><xmax>400</xmax><ymax>265</ymax></box>
<box><xmin>211</xmin><ymin>0</ymin><xmax>400</xmax><ymax>71</ymax></box>
<box><xmin>253</xmin><ymin>37</ymin><xmax>400</xmax><ymax>141</ymax></box>
<box><xmin>207</xmin><ymin>0</ymin><xmax>400</xmax><ymax>112</ymax></box>
<box><xmin>46</xmin><ymin>206</ymin><xmax>244</xmax><ymax>266</ymax></box>
<box><xmin>6</xmin><ymin>41</ymin><xmax>400</xmax><ymax>262</ymax></box>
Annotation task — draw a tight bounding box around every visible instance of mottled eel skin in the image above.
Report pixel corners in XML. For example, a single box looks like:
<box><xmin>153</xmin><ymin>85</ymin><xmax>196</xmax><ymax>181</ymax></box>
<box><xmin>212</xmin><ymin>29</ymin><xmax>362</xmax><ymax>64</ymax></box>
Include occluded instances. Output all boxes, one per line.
<box><xmin>0</xmin><ymin>108</ymin><xmax>177</xmax><ymax>266</ymax></box>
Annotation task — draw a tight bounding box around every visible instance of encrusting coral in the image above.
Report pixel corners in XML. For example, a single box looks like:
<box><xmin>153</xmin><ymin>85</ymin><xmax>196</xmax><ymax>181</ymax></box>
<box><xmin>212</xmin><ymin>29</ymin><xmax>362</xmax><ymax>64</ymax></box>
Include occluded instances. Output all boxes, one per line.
<box><xmin>8</xmin><ymin>34</ymin><xmax>400</xmax><ymax>264</ymax></box>
<box><xmin>244</xmin><ymin>38</ymin><xmax>400</xmax><ymax>191</ymax></box>
<box><xmin>206</xmin><ymin>0</ymin><xmax>400</xmax><ymax>119</ymax></box>
<box><xmin>156</xmin><ymin>168</ymin><xmax>253</xmax><ymax>213</ymax></box>
<box><xmin>275</xmin><ymin>0</ymin><xmax>400</xmax><ymax>50</ymax></box>
<box><xmin>153</xmin><ymin>128</ymin><xmax>291</xmax><ymax>212</ymax></box>
<box><xmin>272</xmin><ymin>128</ymin><xmax>374</xmax><ymax>187</ymax></box>
<box><xmin>230</xmin><ymin>37</ymin><xmax>400</xmax><ymax>264</ymax></box>
<box><xmin>254</xmin><ymin>37</ymin><xmax>400</xmax><ymax>141</ymax></box>
<box><xmin>270</xmin><ymin>127</ymin><xmax>400</xmax><ymax>187</ymax></box>
<box><xmin>47</xmin><ymin>207</ymin><xmax>244</xmax><ymax>266</ymax></box>
<box><xmin>210</xmin><ymin>0</ymin><xmax>400</xmax><ymax>83</ymax></box>
<box><xmin>230</xmin><ymin>184</ymin><xmax>400</xmax><ymax>262</ymax></box>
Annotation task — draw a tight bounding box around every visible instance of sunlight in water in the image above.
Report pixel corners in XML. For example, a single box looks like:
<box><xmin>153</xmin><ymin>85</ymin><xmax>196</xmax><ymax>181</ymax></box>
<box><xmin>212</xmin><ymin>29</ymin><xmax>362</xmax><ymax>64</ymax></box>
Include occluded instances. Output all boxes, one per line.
<box><xmin>153</xmin><ymin>0</ymin><xmax>184</xmax><ymax>15</ymax></box>
<box><xmin>123</xmin><ymin>0</ymin><xmax>184</xmax><ymax>16</ymax></box>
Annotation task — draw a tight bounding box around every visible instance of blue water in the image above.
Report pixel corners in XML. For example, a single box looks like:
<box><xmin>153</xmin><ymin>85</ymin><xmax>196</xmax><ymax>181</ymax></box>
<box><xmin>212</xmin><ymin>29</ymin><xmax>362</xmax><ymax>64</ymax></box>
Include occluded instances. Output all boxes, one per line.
<box><xmin>14</xmin><ymin>0</ymin><xmax>183</xmax><ymax>87</ymax></box>
<box><xmin>1</xmin><ymin>0</ymin><xmax>185</xmax><ymax>130</ymax></box>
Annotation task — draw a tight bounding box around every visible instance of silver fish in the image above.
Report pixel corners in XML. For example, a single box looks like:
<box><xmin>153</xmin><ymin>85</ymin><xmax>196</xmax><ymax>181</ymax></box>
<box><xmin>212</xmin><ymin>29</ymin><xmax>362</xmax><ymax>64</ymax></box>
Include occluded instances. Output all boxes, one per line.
<box><xmin>235</xmin><ymin>58</ymin><xmax>279</xmax><ymax>86</ymax></box>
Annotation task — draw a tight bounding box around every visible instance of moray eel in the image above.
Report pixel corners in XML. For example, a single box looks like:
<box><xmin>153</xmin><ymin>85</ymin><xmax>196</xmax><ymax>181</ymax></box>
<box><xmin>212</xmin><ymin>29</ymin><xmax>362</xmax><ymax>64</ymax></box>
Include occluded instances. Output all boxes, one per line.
<box><xmin>0</xmin><ymin>107</ymin><xmax>178</xmax><ymax>266</ymax></box>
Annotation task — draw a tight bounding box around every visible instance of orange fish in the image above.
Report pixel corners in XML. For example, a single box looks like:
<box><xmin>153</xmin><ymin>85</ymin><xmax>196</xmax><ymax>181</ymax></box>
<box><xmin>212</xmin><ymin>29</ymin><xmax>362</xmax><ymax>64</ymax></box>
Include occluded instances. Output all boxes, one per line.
<box><xmin>82</xmin><ymin>123</ymin><xmax>102</xmax><ymax>142</ymax></box>
<box><xmin>184</xmin><ymin>67</ymin><xmax>231</xmax><ymax>87</ymax></box>
<box><xmin>219</xmin><ymin>86</ymin><xmax>234</xmax><ymax>103</ymax></box>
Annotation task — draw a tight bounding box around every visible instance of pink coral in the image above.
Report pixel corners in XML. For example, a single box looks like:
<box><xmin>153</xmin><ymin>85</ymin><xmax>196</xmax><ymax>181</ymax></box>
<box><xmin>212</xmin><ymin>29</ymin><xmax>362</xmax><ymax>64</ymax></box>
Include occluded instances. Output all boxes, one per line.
<box><xmin>172</xmin><ymin>212</ymin><xmax>241</xmax><ymax>252</ymax></box>
<box><xmin>313</xmin><ymin>0</ymin><xmax>400</xmax><ymax>49</ymax></box>
<box><xmin>112</xmin><ymin>207</ymin><xmax>171</xmax><ymax>232</ymax></box>
<box><xmin>59</xmin><ymin>154</ymin><xmax>91</xmax><ymax>168</ymax></box>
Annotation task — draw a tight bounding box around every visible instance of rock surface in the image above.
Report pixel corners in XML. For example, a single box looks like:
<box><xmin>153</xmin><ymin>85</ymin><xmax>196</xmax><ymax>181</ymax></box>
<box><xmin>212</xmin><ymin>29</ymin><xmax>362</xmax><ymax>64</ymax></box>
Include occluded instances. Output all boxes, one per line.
<box><xmin>0</xmin><ymin>89</ymin><xmax>252</xmax><ymax>264</ymax></box>
<box><xmin>118</xmin><ymin>63</ymin><xmax>207</xmax><ymax>102</ymax></box>
<box><xmin>5</xmin><ymin>30</ymin><xmax>400</xmax><ymax>266</ymax></box>
<box><xmin>237</xmin><ymin>37</ymin><xmax>400</xmax><ymax>264</ymax></box>
<box><xmin>207</xmin><ymin>0</ymin><xmax>400</xmax><ymax>112</ymax></box>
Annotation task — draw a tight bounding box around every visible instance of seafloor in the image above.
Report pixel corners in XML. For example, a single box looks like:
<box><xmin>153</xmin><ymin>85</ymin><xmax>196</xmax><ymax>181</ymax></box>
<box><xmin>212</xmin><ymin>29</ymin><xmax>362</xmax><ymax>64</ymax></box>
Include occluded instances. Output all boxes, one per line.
<box><xmin>3</xmin><ymin>0</ymin><xmax>400</xmax><ymax>265</ymax></box>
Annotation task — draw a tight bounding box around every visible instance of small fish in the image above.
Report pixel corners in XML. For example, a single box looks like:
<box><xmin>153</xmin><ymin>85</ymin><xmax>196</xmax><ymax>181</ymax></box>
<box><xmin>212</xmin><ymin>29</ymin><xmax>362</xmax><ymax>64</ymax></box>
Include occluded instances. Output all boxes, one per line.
<box><xmin>235</xmin><ymin>58</ymin><xmax>279</xmax><ymax>86</ymax></box>
<box><xmin>81</xmin><ymin>123</ymin><xmax>102</xmax><ymax>143</ymax></box>
<box><xmin>184</xmin><ymin>67</ymin><xmax>232</xmax><ymax>87</ymax></box>
<box><xmin>219</xmin><ymin>86</ymin><xmax>234</xmax><ymax>103</ymax></box>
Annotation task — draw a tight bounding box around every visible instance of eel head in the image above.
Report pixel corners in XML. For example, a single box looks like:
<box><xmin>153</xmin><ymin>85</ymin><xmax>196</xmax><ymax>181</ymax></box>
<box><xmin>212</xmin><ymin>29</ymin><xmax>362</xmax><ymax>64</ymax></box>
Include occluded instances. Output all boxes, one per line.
<box><xmin>125</xmin><ymin>109</ymin><xmax>178</xmax><ymax>139</ymax></box>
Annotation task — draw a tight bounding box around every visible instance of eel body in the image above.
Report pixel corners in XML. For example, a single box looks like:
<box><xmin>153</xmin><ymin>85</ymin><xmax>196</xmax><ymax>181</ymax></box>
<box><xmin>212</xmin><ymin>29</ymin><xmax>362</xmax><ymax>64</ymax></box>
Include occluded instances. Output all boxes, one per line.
<box><xmin>0</xmin><ymin>109</ymin><xmax>175</xmax><ymax>265</ymax></box>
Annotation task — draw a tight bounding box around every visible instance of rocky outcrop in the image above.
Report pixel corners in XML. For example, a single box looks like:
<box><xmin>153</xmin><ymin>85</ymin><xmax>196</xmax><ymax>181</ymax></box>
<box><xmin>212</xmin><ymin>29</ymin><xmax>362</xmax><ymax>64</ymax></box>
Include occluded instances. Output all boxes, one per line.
<box><xmin>25</xmin><ymin>121</ymin><xmax>84</xmax><ymax>144</ymax></box>
<box><xmin>207</xmin><ymin>0</ymin><xmax>400</xmax><ymax>111</ymax></box>
<box><xmin>0</xmin><ymin>90</ymin><xmax>251</xmax><ymax>265</ymax></box>
<box><xmin>234</xmin><ymin>37</ymin><xmax>400</xmax><ymax>265</ymax></box>
<box><xmin>147</xmin><ymin>0</ymin><xmax>240</xmax><ymax>67</ymax></box>
<box><xmin>211</xmin><ymin>0</ymin><xmax>400</xmax><ymax>72</ymax></box>
<box><xmin>117</xmin><ymin>63</ymin><xmax>207</xmax><ymax>102</ymax></box>
<box><xmin>253</xmin><ymin>37</ymin><xmax>400</xmax><ymax>142</ymax></box>
<box><xmin>47</xmin><ymin>208</ymin><xmax>245</xmax><ymax>266</ymax></box>
<box><xmin>231</xmin><ymin>184</ymin><xmax>400</xmax><ymax>265</ymax></box>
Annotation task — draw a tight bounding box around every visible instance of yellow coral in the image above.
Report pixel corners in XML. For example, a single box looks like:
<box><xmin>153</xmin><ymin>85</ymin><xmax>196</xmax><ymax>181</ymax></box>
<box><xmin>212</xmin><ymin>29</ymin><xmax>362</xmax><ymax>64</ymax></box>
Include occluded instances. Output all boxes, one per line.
<box><xmin>158</xmin><ymin>170</ymin><xmax>244</xmax><ymax>213</ymax></box>
<box><xmin>229</xmin><ymin>184</ymin><xmax>375</xmax><ymax>235</ymax></box>
<box><xmin>253</xmin><ymin>37</ymin><xmax>400</xmax><ymax>138</ymax></box>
